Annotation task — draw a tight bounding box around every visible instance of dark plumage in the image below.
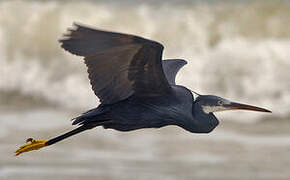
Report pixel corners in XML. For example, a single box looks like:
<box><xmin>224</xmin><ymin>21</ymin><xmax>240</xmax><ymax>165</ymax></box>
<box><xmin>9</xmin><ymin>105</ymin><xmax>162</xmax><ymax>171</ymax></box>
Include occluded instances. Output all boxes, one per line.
<box><xmin>15</xmin><ymin>23</ymin><xmax>271</xmax><ymax>155</ymax></box>
<box><xmin>59</xmin><ymin>23</ymin><xmax>216</xmax><ymax>133</ymax></box>
<box><xmin>58</xmin><ymin>22</ymin><xmax>270</xmax><ymax>135</ymax></box>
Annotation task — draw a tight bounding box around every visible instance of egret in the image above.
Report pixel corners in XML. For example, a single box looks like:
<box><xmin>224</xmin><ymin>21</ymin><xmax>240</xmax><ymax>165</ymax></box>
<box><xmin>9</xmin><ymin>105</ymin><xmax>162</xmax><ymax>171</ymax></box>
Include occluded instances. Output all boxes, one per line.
<box><xmin>15</xmin><ymin>23</ymin><xmax>271</xmax><ymax>156</ymax></box>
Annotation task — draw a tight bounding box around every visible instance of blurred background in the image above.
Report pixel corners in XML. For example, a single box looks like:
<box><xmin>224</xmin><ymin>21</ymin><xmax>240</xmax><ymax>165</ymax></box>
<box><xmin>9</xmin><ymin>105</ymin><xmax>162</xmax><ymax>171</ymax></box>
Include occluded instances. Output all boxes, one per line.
<box><xmin>0</xmin><ymin>0</ymin><xmax>290</xmax><ymax>179</ymax></box>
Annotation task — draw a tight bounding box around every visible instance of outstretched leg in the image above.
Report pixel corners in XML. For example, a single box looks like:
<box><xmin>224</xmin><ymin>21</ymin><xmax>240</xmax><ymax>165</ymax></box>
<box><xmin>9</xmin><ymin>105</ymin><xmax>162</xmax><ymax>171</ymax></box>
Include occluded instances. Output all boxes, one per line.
<box><xmin>15</xmin><ymin>124</ymin><xmax>93</xmax><ymax>156</ymax></box>
<box><xmin>15</xmin><ymin>106</ymin><xmax>112</xmax><ymax>156</ymax></box>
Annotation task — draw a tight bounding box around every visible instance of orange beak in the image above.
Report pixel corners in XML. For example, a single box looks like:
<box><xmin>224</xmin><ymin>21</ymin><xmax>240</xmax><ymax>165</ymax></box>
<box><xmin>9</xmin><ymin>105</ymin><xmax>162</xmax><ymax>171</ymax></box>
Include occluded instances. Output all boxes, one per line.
<box><xmin>225</xmin><ymin>102</ymin><xmax>271</xmax><ymax>113</ymax></box>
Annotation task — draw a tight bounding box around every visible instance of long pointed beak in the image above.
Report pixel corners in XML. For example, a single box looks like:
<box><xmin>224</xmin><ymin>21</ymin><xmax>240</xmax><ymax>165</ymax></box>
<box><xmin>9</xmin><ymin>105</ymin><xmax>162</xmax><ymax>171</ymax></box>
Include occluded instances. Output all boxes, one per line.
<box><xmin>225</xmin><ymin>102</ymin><xmax>271</xmax><ymax>113</ymax></box>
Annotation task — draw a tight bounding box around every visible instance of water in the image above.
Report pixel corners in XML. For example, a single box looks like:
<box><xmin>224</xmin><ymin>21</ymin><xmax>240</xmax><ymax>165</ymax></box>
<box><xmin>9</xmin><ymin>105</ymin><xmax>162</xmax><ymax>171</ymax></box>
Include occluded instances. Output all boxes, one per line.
<box><xmin>1</xmin><ymin>0</ymin><xmax>289</xmax><ymax>118</ymax></box>
<box><xmin>1</xmin><ymin>0</ymin><xmax>290</xmax><ymax>179</ymax></box>
<box><xmin>1</xmin><ymin>108</ymin><xmax>290</xmax><ymax>179</ymax></box>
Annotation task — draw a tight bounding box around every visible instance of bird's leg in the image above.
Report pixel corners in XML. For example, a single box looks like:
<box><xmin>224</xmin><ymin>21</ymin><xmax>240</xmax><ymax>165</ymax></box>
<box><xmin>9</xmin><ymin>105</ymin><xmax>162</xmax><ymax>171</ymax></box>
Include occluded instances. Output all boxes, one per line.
<box><xmin>15</xmin><ymin>138</ymin><xmax>48</xmax><ymax>156</ymax></box>
<box><xmin>15</xmin><ymin>125</ymin><xmax>91</xmax><ymax>156</ymax></box>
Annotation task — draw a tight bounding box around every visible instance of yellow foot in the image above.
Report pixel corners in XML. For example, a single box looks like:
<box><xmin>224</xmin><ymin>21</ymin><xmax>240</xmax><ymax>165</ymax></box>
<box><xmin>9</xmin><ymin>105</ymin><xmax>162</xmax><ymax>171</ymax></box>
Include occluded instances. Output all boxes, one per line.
<box><xmin>15</xmin><ymin>138</ymin><xmax>48</xmax><ymax>156</ymax></box>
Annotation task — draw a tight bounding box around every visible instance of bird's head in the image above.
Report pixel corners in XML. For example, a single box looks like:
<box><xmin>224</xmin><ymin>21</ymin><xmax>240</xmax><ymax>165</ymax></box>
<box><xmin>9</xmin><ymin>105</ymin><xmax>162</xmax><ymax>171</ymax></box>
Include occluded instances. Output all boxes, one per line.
<box><xmin>185</xmin><ymin>92</ymin><xmax>271</xmax><ymax>134</ymax></box>
<box><xmin>194</xmin><ymin>94</ymin><xmax>271</xmax><ymax>114</ymax></box>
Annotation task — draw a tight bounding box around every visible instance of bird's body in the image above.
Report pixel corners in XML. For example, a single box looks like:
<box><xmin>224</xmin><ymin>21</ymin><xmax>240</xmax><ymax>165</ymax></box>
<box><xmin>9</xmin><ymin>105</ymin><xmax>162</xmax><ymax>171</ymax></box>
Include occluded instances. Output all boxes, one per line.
<box><xmin>108</xmin><ymin>85</ymin><xmax>194</xmax><ymax>132</ymax></box>
<box><xmin>74</xmin><ymin>84</ymin><xmax>218</xmax><ymax>133</ymax></box>
<box><xmin>15</xmin><ymin>23</ymin><xmax>270</xmax><ymax>156</ymax></box>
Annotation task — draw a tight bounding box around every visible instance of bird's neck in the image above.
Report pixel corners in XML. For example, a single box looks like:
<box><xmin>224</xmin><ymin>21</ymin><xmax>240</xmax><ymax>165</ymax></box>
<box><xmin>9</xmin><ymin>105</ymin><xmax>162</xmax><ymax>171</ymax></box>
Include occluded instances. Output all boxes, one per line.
<box><xmin>180</xmin><ymin>102</ymin><xmax>219</xmax><ymax>133</ymax></box>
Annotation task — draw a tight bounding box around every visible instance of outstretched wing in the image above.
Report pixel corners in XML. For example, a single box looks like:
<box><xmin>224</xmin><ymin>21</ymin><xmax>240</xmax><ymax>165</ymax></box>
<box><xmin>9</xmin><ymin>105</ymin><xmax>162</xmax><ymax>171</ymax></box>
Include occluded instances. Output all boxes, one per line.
<box><xmin>162</xmin><ymin>59</ymin><xmax>187</xmax><ymax>85</ymax></box>
<box><xmin>59</xmin><ymin>23</ymin><xmax>172</xmax><ymax>104</ymax></box>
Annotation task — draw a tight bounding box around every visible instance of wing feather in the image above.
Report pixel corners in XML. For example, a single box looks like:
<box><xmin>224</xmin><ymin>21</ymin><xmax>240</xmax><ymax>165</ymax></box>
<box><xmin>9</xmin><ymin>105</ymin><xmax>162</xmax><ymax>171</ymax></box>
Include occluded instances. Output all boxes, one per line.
<box><xmin>59</xmin><ymin>23</ymin><xmax>172</xmax><ymax>104</ymax></box>
<box><xmin>162</xmin><ymin>59</ymin><xmax>187</xmax><ymax>85</ymax></box>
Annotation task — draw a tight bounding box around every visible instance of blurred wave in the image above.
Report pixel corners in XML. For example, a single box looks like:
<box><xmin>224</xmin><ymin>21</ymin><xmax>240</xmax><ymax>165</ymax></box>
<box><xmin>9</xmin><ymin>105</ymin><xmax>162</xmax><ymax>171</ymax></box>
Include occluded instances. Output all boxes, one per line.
<box><xmin>0</xmin><ymin>0</ymin><xmax>289</xmax><ymax>120</ymax></box>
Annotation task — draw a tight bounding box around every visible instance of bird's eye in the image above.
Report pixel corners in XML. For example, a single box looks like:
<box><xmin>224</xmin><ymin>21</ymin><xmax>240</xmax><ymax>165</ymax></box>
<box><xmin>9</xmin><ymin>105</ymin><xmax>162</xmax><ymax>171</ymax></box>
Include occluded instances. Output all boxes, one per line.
<box><xmin>218</xmin><ymin>100</ymin><xmax>223</xmax><ymax>105</ymax></box>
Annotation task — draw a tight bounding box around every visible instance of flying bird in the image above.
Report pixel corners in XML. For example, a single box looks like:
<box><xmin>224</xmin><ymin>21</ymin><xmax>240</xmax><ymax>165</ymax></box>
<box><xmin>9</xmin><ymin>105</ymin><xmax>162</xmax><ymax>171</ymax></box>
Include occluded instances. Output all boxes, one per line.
<box><xmin>15</xmin><ymin>23</ymin><xmax>271</xmax><ymax>156</ymax></box>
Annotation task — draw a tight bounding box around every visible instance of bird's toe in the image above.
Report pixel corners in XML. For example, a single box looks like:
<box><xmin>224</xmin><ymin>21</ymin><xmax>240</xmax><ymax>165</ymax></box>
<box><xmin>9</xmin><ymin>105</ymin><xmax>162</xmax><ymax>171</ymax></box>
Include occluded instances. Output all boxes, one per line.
<box><xmin>15</xmin><ymin>138</ymin><xmax>48</xmax><ymax>156</ymax></box>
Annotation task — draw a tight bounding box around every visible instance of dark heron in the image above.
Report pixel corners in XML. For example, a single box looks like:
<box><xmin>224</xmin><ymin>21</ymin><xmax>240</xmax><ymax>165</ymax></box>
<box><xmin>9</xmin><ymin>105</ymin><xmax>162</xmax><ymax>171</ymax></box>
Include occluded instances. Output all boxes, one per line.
<box><xmin>15</xmin><ymin>23</ymin><xmax>271</xmax><ymax>155</ymax></box>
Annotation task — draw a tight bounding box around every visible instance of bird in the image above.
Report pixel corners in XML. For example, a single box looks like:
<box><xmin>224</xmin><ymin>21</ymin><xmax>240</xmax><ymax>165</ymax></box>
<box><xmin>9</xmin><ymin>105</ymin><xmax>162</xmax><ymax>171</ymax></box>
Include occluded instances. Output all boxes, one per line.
<box><xmin>15</xmin><ymin>23</ymin><xmax>271</xmax><ymax>156</ymax></box>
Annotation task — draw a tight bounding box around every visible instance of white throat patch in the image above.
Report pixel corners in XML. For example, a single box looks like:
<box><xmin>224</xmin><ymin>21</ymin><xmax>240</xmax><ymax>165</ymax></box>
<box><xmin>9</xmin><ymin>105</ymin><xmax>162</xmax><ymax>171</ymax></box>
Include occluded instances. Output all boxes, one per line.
<box><xmin>201</xmin><ymin>105</ymin><xmax>228</xmax><ymax>114</ymax></box>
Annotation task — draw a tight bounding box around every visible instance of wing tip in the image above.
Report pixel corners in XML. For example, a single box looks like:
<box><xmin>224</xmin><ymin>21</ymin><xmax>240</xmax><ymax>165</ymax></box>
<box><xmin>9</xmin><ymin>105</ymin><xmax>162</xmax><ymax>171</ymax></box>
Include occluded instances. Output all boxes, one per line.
<box><xmin>178</xmin><ymin>59</ymin><xmax>188</xmax><ymax>65</ymax></box>
<box><xmin>58</xmin><ymin>23</ymin><xmax>77</xmax><ymax>40</ymax></box>
<box><xmin>163</xmin><ymin>59</ymin><xmax>188</xmax><ymax>65</ymax></box>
